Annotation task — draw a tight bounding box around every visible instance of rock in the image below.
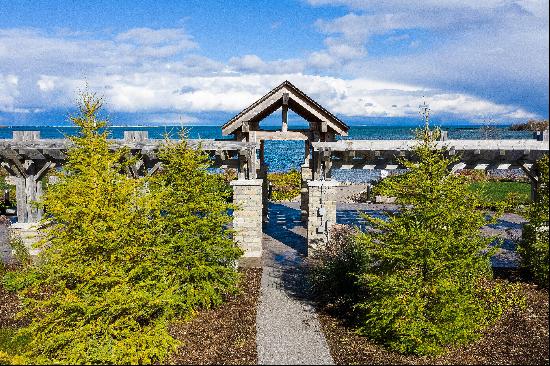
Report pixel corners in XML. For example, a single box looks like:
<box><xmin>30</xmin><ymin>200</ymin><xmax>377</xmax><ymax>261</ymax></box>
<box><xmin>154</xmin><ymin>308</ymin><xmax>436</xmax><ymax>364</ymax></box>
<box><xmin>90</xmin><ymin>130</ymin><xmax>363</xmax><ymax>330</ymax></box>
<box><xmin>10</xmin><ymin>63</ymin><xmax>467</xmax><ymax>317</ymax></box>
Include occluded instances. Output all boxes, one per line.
<box><xmin>374</xmin><ymin>195</ymin><xmax>397</xmax><ymax>204</ymax></box>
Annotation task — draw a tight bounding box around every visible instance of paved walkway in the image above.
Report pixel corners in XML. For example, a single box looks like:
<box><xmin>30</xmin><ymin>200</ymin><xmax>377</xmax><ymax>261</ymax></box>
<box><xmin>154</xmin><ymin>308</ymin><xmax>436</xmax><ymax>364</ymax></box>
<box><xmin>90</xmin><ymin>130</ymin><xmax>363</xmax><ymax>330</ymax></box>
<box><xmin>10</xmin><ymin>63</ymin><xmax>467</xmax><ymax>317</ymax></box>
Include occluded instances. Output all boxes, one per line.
<box><xmin>255</xmin><ymin>201</ymin><xmax>525</xmax><ymax>364</ymax></box>
<box><xmin>256</xmin><ymin>203</ymin><xmax>334</xmax><ymax>365</ymax></box>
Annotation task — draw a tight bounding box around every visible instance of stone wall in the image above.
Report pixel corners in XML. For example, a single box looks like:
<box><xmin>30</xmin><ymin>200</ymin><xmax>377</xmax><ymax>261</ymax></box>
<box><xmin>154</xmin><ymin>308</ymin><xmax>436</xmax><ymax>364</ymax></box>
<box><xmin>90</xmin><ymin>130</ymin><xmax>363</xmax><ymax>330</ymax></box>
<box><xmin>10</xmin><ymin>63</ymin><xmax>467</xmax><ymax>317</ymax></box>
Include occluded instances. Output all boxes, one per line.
<box><xmin>307</xmin><ymin>180</ymin><xmax>338</xmax><ymax>255</ymax></box>
<box><xmin>231</xmin><ymin>179</ymin><xmax>263</xmax><ymax>264</ymax></box>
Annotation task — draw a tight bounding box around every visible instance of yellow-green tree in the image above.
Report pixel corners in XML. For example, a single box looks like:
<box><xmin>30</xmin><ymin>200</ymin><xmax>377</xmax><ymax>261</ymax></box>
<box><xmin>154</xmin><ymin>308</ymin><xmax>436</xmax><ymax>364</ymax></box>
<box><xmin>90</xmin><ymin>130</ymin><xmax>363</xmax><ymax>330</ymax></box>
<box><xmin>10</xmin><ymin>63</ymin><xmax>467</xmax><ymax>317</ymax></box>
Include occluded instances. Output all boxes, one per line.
<box><xmin>10</xmin><ymin>94</ymin><xmax>241</xmax><ymax>364</ymax></box>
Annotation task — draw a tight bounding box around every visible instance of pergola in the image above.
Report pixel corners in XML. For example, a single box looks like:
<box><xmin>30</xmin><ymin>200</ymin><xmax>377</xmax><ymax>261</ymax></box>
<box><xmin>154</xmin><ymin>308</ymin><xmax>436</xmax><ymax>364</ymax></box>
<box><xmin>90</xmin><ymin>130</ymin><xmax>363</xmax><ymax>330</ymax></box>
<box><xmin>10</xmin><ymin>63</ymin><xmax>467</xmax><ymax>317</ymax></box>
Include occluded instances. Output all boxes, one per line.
<box><xmin>0</xmin><ymin>81</ymin><xmax>548</xmax><ymax>260</ymax></box>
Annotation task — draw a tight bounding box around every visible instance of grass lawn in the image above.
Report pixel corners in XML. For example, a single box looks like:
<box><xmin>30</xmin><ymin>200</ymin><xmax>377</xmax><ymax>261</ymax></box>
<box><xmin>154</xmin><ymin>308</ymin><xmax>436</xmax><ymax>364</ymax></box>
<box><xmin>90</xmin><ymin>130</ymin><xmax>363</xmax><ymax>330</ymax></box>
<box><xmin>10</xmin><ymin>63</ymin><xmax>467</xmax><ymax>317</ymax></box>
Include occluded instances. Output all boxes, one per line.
<box><xmin>468</xmin><ymin>181</ymin><xmax>531</xmax><ymax>205</ymax></box>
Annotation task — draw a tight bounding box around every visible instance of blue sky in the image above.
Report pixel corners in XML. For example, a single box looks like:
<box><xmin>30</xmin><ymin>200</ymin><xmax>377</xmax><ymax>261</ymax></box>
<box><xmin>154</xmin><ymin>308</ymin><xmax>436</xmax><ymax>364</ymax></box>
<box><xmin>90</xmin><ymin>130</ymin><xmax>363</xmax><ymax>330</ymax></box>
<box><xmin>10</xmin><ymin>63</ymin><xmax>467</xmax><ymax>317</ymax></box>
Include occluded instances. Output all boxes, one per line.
<box><xmin>0</xmin><ymin>0</ymin><xmax>548</xmax><ymax>126</ymax></box>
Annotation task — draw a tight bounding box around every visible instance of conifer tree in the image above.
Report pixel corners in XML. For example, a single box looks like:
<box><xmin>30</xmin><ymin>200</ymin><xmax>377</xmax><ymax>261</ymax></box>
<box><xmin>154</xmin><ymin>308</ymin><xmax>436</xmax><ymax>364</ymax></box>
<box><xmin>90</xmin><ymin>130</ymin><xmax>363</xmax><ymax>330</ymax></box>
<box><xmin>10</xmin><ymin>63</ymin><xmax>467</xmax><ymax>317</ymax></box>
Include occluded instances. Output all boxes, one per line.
<box><xmin>12</xmin><ymin>93</ymin><xmax>241</xmax><ymax>364</ymax></box>
<box><xmin>356</xmin><ymin>106</ymin><xmax>515</xmax><ymax>355</ymax></box>
<box><xmin>519</xmin><ymin>155</ymin><xmax>549</xmax><ymax>287</ymax></box>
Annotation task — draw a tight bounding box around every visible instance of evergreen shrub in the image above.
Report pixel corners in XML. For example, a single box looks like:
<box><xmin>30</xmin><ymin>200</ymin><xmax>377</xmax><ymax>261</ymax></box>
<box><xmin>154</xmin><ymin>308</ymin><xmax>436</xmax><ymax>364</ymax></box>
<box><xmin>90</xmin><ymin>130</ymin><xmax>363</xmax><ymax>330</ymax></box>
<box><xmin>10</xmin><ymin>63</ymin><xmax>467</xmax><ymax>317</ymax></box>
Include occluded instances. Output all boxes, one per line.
<box><xmin>6</xmin><ymin>94</ymin><xmax>242</xmax><ymax>364</ymax></box>
<box><xmin>308</xmin><ymin>225</ymin><xmax>370</xmax><ymax>310</ymax></box>
<box><xmin>519</xmin><ymin>155</ymin><xmax>549</xmax><ymax>287</ymax></box>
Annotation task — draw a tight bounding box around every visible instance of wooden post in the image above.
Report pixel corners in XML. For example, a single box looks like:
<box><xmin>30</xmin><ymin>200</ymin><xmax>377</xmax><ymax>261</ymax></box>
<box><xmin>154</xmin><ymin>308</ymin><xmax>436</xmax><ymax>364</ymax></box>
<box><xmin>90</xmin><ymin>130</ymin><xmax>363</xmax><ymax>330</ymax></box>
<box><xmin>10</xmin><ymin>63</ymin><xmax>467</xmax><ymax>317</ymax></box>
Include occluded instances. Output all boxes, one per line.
<box><xmin>12</xmin><ymin>160</ymin><xmax>55</xmax><ymax>223</ymax></box>
<box><xmin>521</xmin><ymin>163</ymin><xmax>541</xmax><ymax>202</ymax></box>
<box><xmin>282</xmin><ymin>93</ymin><xmax>289</xmax><ymax>132</ymax></box>
<box><xmin>238</xmin><ymin>150</ymin><xmax>247</xmax><ymax>180</ymax></box>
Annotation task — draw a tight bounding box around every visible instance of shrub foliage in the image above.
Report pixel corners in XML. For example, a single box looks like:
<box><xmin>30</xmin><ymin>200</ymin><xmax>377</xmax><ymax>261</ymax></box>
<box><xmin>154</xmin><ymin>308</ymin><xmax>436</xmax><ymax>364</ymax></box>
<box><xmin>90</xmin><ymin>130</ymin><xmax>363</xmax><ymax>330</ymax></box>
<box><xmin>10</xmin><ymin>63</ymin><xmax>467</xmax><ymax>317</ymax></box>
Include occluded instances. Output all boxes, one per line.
<box><xmin>519</xmin><ymin>155</ymin><xmax>549</xmax><ymax>287</ymax></box>
<box><xmin>268</xmin><ymin>169</ymin><xmax>301</xmax><ymax>201</ymax></box>
<box><xmin>308</xmin><ymin>225</ymin><xmax>370</xmax><ymax>310</ymax></box>
<box><xmin>9</xmin><ymin>94</ymin><xmax>242</xmax><ymax>364</ymax></box>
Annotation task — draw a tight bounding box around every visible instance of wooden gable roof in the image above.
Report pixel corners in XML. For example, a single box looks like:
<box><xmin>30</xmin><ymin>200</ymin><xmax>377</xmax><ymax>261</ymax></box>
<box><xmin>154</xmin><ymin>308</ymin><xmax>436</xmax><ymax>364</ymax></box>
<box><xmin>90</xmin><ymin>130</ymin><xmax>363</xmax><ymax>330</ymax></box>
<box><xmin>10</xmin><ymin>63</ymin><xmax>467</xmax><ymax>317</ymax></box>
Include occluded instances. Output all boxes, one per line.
<box><xmin>221</xmin><ymin>80</ymin><xmax>349</xmax><ymax>136</ymax></box>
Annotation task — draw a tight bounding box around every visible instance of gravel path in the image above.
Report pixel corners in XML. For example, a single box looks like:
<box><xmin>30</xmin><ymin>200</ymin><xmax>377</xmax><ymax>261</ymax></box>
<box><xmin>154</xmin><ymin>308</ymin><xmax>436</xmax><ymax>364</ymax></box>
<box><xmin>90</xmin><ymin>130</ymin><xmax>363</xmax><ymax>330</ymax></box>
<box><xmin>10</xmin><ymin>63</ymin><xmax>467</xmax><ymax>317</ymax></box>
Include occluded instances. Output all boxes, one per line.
<box><xmin>256</xmin><ymin>202</ymin><xmax>334</xmax><ymax>365</ymax></box>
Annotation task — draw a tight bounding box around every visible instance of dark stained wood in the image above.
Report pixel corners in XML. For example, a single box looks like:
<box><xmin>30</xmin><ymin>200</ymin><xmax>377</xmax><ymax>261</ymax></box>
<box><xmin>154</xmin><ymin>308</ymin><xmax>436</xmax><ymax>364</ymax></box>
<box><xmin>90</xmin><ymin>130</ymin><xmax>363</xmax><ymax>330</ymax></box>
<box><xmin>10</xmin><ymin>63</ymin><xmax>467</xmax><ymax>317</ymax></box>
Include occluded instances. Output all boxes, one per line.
<box><xmin>222</xmin><ymin>80</ymin><xmax>349</xmax><ymax>137</ymax></box>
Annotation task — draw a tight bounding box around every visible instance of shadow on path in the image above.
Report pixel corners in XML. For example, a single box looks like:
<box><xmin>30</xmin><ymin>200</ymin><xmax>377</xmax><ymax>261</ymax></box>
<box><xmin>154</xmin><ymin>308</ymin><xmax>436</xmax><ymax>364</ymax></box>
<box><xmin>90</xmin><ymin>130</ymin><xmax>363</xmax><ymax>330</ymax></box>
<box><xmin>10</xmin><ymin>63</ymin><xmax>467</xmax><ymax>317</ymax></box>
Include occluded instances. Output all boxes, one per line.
<box><xmin>257</xmin><ymin>202</ymin><xmax>334</xmax><ymax>365</ymax></box>
<box><xmin>263</xmin><ymin>203</ymin><xmax>307</xmax><ymax>256</ymax></box>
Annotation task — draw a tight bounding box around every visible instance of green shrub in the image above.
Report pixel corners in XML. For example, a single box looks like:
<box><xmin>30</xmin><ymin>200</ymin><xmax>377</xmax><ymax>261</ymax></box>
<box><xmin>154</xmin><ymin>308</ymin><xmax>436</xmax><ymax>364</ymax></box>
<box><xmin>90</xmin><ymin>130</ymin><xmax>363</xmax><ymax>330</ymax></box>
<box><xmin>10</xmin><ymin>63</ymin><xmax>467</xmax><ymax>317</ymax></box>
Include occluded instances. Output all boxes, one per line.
<box><xmin>354</xmin><ymin>124</ymin><xmax>520</xmax><ymax>355</ymax></box>
<box><xmin>0</xmin><ymin>328</ymin><xmax>30</xmax><ymax>364</ymax></box>
<box><xmin>519</xmin><ymin>155</ymin><xmax>549</xmax><ymax>287</ymax></box>
<box><xmin>0</xmin><ymin>170</ymin><xmax>15</xmax><ymax>210</ymax></box>
<box><xmin>9</xmin><ymin>93</ymin><xmax>242</xmax><ymax>364</ymax></box>
<box><xmin>268</xmin><ymin>169</ymin><xmax>301</xmax><ymax>201</ymax></box>
<box><xmin>377</xmin><ymin>174</ymin><xmax>531</xmax><ymax>211</ymax></box>
<box><xmin>308</xmin><ymin>225</ymin><xmax>370</xmax><ymax>310</ymax></box>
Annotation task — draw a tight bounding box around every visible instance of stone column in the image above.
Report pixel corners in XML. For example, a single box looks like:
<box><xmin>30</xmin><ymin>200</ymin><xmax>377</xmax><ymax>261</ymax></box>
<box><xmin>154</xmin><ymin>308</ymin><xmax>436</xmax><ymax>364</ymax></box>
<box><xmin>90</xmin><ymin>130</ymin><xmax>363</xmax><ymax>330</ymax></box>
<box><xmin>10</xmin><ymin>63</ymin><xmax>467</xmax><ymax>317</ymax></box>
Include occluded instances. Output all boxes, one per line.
<box><xmin>300</xmin><ymin>164</ymin><xmax>313</xmax><ymax>222</ymax></box>
<box><xmin>307</xmin><ymin>180</ymin><xmax>338</xmax><ymax>256</ymax></box>
<box><xmin>8</xmin><ymin>222</ymin><xmax>43</xmax><ymax>257</ymax></box>
<box><xmin>231</xmin><ymin>179</ymin><xmax>263</xmax><ymax>265</ymax></box>
<box><xmin>259</xmin><ymin>140</ymin><xmax>269</xmax><ymax>222</ymax></box>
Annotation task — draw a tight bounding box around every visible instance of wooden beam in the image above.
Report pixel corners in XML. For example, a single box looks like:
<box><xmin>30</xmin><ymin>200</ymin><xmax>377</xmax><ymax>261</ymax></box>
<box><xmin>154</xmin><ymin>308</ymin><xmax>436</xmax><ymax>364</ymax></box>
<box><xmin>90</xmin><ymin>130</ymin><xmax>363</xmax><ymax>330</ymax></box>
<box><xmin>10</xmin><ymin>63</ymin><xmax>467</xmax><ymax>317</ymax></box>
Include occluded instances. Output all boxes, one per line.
<box><xmin>1</xmin><ymin>149</ymin><xmax>26</xmax><ymax>177</ymax></box>
<box><xmin>282</xmin><ymin>93</ymin><xmax>289</xmax><ymax>133</ymax></box>
<box><xmin>450</xmin><ymin>162</ymin><xmax>467</xmax><ymax>173</ymax></box>
<box><xmin>34</xmin><ymin>161</ymin><xmax>55</xmax><ymax>182</ymax></box>
<box><xmin>252</xmin><ymin>130</ymin><xmax>310</xmax><ymax>141</ymax></box>
<box><xmin>147</xmin><ymin>162</ymin><xmax>162</xmax><ymax>176</ymax></box>
<box><xmin>320</xmin><ymin>120</ymin><xmax>327</xmax><ymax>133</ymax></box>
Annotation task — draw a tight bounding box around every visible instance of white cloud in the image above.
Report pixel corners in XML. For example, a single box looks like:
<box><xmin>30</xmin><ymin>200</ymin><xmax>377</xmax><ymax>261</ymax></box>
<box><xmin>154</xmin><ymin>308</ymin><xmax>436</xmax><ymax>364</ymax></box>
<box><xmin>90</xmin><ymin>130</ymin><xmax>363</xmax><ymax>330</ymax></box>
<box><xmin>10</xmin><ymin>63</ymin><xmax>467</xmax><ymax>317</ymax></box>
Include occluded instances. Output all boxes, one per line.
<box><xmin>228</xmin><ymin>54</ymin><xmax>305</xmax><ymax>74</ymax></box>
<box><xmin>0</xmin><ymin>27</ymin><xmax>197</xmax><ymax>72</ymax></box>
<box><xmin>0</xmin><ymin>73</ymin><xmax>22</xmax><ymax>112</ymax></box>
<box><xmin>27</xmin><ymin>71</ymin><xmax>533</xmax><ymax>121</ymax></box>
<box><xmin>307</xmin><ymin>0</ymin><xmax>548</xmax><ymax>115</ymax></box>
<box><xmin>307</xmin><ymin>0</ymin><xmax>544</xmax><ymax>13</ymax></box>
<box><xmin>37</xmin><ymin>75</ymin><xmax>56</xmax><ymax>92</ymax></box>
<box><xmin>115</xmin><ymin>27</ymin><xmax>196</xmax><ymax>46</ymax></box>
<box><xmin>0</xmin><ymin>16</ymin><xmax>545</xmax><ymax>123</ymax></box>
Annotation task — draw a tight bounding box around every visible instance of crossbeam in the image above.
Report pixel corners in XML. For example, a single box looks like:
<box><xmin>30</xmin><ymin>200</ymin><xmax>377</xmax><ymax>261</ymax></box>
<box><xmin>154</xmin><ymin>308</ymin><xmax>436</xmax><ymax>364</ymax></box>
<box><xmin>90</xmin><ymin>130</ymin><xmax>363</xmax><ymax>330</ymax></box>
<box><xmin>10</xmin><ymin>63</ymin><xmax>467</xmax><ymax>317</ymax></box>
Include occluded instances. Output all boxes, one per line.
<box><xmin>0</xmin><ymin>131</ymin><xmax>259</xmax><ymax>223</ymax></box>
<box><xmin>312</xmin><ymin>139</ymin><xmax>548</xmax><ymax>167</ymax></box>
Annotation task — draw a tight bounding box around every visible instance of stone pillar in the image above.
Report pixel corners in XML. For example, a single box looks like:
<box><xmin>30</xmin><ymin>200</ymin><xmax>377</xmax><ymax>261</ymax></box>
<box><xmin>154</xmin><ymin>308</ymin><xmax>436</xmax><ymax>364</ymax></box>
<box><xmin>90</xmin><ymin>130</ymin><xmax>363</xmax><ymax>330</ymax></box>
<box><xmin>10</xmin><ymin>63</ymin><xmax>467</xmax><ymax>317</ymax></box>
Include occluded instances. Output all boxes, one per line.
<box><xmin>259</xmin><ymin>140</ymin><xmax>269</xmax><ymax>222</ymax></box>
<box><xmin>231</xmin><ymin>179</ymin><xmax>263</xmax><ymax>264</ymax></box>
<box><xmin>300</xmin><ymin>164</ymin><xmax>313</xmax><ymax>222</ymax></box>
<box><xmin>8</xmin><ymin>222</ymin><xmax>42</xmax><ymax>257</ymax></box>
<box><xmin>307</xmin><ymin>180</ymin><xmax>338</xmax><ymax>256</ymax></box>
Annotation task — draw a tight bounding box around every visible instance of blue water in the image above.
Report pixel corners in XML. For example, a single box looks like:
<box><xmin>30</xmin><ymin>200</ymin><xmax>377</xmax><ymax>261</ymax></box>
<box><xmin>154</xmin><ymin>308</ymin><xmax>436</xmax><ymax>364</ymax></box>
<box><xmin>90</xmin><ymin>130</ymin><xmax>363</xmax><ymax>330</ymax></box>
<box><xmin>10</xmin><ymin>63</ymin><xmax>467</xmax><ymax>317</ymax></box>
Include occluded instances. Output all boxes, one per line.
<box><xmin>0</xmin><ymin>125</ymin><xmax>534</xmax><ymax>177</ymax></box>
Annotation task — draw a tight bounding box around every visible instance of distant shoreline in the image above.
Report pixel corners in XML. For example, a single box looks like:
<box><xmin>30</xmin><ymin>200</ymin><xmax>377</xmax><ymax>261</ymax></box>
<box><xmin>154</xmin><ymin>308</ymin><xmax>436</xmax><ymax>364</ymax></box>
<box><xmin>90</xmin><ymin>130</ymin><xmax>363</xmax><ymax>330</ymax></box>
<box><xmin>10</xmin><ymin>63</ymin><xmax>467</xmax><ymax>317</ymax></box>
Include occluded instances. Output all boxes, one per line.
<box><xmin>0</xmin><ymin>124</ymin><xmax>530</xmax><ymax>129</ymax></box>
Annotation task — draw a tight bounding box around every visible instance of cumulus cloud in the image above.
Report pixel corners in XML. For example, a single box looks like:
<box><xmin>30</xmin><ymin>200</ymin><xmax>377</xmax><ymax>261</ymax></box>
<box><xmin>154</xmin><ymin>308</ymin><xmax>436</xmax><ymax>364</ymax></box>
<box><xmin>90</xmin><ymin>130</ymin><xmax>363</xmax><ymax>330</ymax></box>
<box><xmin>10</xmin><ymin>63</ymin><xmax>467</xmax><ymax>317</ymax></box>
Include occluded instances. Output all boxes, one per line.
<box><xmin>307</xmin><ymin>0</ymin><xmax>549</xmax><ymax>116</ymax></box>
<box><xmin>0</xmin><ymin>9</ymin><xmax>545</xmax><ymax>124</ymax></box>
<box><xmin>307</xmin><ymin>0</ymin><xmax>544</xmax><ymax>13</ymax></box>
<box><xmin>26</xmin><ymin>70</ymin><xmax>533</xmax><ymax>121</ymax></box>
<box><xmin>228</xmin><ymin>54</ymin><xmax>305</xmax><ymax>74</ymax></box>
<box><xmin>0</xmin><ymin>74</ymin><xmax>24</xmax><ymax>113</ymax></box>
